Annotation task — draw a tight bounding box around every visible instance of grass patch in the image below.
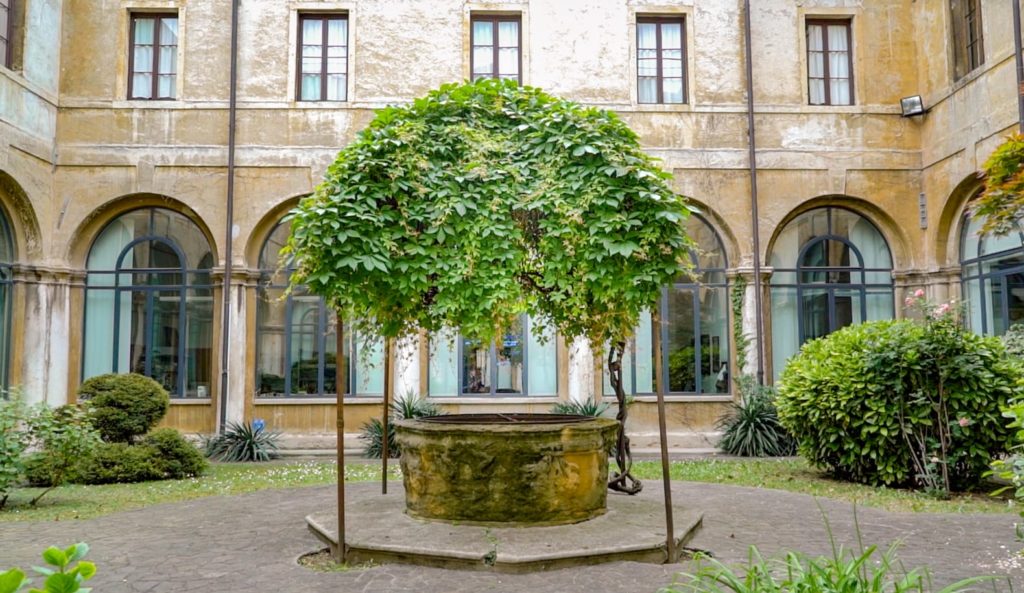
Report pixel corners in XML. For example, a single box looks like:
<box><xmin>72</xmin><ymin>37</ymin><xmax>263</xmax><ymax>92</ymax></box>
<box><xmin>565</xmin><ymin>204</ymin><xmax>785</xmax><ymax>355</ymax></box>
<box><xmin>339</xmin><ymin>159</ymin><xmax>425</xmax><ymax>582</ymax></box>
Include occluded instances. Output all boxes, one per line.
<box><xmin>632</xmin><ymin>458</ymin><xmax>1015</xmax><ymax>514</ymax></box>
<box><xmin>0</xmin><ymin>457</ymin><xmax>1014</xmax><ymax>523</ymax></box>
<box><xmin>298</xmin><ymin>549</ymin><xmax>377</xmax><ymax>573</ymax></box>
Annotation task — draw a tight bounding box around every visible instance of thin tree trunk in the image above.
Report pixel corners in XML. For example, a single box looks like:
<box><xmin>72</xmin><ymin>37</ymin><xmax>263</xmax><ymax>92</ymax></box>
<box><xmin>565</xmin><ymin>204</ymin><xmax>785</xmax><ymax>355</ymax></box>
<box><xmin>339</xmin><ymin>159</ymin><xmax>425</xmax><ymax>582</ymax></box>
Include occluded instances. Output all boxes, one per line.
<box><xmin>607</xmin><ymin>339</ymin><xmax>642</xmax><ymax>495</ymax></box>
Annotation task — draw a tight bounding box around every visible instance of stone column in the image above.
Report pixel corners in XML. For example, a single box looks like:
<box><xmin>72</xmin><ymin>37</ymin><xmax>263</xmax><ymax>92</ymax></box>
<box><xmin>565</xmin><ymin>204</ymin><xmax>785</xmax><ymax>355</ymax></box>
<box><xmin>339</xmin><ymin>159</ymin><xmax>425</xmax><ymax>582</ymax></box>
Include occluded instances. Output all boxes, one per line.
<box><xmin>728</xmin><ymin>266</ymin><xmax>771</xmax><ymax>381</ymax></box>
<box><xmin>222</xmin><ymin>269</ymin><xmax>249</xmax><ymax>426</ymax></box>
<box><xmin>394</xmin><ymin>333</ymin><xmax>420</xmax><ymax>398</ymax></box>
<box><xmin>566</xmin><ymin>336</ymin><xmax>594</xmax><ymax>403</ymax></box>
<box><xmin>17</xmin><ymin>266</ymin><xmax>72</xmax><ymax>406</ymax></box>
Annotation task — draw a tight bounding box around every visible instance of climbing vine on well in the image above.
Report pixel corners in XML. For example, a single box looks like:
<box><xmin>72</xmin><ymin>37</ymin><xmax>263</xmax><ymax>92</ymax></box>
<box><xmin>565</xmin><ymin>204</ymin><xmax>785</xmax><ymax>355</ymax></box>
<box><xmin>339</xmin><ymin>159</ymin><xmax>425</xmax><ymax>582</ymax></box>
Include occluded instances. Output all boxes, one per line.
<box><xmin>285</xmin><ymin>79</ymin><xmax>695</xmax><ymax>493</ymax></box>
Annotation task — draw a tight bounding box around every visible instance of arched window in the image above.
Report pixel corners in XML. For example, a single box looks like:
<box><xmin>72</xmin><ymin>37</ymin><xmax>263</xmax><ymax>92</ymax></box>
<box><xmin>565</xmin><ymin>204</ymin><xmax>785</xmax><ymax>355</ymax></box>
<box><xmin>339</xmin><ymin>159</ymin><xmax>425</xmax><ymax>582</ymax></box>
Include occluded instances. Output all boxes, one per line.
<box><xmin>428</xmin><ymin>316</ymin><xmax>558</xmax><ymax>397</ymax></box>
<box><xmin>960</xmin><ymin>213</ymin><xmax>1024</xmax><ymax>335</ymax></box>
<box><xmin>769</xmin><ymin>207</ymin><xmax>894</xmax><ymax>378</ymax></box>
<box><xmin>603</xmin><ymin>214</ymin><xmax>730</xmax><ymax>395</ymax></box>
<box><xmin>83</xmin><ymin>208</ymin><xmax>214</xmax><ymax>398</ymax></box>
<box><xmin>256</xmin><ymin>220</ymin><xmax>384</xmax><ymax>398</ymax></box>
<box><xmin>0</xmin><ymin>208</ymin><xmax>15</xmax><ymax>389</ymax></box>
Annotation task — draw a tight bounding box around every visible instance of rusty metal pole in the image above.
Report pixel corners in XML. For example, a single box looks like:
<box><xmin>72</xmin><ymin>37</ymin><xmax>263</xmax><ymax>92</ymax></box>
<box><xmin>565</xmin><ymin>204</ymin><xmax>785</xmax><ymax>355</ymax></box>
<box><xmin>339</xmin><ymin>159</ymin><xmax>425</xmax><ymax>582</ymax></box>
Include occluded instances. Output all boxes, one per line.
<box><xmin>335</xmin><ymin>318</ymin><xmax>348</xmax><ymax>563</ymax></box>
<box><xmin>651</xmin><ymin>309</ymin><xmax>676</xmax><ymax>562</ymax></box>
<box><xmin>380</xmin><ymin>338</ymin><xmax>393</xmax><ymax>494</ymax></box>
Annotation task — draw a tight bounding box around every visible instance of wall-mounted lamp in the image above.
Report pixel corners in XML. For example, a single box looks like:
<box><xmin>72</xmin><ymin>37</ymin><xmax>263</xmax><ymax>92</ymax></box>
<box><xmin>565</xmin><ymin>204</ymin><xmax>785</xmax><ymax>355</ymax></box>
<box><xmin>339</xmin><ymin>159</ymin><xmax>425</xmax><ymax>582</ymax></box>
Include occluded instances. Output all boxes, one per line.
<box><xmin>900</xmin><ymin>95</ymin><xmax>929</xmax><ymax>117</ymax></box>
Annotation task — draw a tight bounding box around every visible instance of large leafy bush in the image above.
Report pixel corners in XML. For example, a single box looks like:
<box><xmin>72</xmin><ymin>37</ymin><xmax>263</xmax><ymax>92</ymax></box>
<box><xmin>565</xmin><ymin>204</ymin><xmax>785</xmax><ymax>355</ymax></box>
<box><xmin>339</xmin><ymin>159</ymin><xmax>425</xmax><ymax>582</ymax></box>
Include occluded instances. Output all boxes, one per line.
<box><xmin>0</xmin><ymin>395</ymin><xmax>30</xmax><ymax>509</ymax></box>
<box><xmin>78</xmin><ymin>373</ymin><xmax>169</xmax><ymax>443</ymax></box>
<box><xmin>777</xmin><ymin>315</ymin><xmax>1022</xmax><ymax>490</ymax></box>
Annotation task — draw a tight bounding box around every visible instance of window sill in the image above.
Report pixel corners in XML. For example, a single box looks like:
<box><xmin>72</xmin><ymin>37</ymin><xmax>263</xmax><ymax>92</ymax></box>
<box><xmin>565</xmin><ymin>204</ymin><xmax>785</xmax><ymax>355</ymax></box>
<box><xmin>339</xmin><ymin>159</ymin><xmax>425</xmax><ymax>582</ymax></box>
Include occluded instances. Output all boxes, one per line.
<box><xmin>254</xmin><ymin>397</ymin><xmax>383</xmax><ymax>405</ymax></box>
<box><xmin>169</xmin><ymin>398</ymin><xmax>212</xmax><ymax>405</ymax></box>
<box><xmin>426</xmin><ymin>396</ymin><xmax>560</xmax><ymax>405</ymax></box>
<box><xmin>627</xmin><ymin>103</ymin><xmax>692</xmax><ymax>113</ymax></box>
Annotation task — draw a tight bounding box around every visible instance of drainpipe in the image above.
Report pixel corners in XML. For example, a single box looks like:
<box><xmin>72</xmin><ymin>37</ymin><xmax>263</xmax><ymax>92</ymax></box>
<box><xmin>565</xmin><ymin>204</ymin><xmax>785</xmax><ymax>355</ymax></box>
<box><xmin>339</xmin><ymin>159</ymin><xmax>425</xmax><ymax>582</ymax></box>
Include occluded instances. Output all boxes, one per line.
<box><xmin>742</xmin><ymin>0</ymin><xmax>766</xmax><ymax>384</ymax></box>
<box><xmin>1014</xmin><ymin>0</ymin><xmax>1024</xmax><ymax>132</ymax></box>
<box><xmin>219</xmin><ymin>0</ymin><xmax>241</xmax><ymax>432</ymax></box>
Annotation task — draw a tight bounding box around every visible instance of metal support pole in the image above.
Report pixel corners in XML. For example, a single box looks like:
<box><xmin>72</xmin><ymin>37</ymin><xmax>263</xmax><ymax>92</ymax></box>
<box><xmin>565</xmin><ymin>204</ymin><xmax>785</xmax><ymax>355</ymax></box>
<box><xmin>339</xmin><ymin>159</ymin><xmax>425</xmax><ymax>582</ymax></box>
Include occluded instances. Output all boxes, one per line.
<box><xmin>381</xmin><ymin>339</ymin><xmax>393</xmax><ymax>494</ymax></box>
<box><xmin>1014</xmin><ymin>0</ymin><xmax>1024</xmax><ymax>132</ymax></box>
<box><xmin>652</xmin><ymin>310</ymin><xmax>676</xmax><ymax>562</ymax></box>
<box><xmin>742</xmin><ymin>0</ymin><xmax>766</xmax><ymax>385</ymax></box>
<box><xmin>218</xmin><ymin>0</ymin><xmax>240</xmax><ymax>432</ymax></box>
<box><xmin>334</xmin><ymin>318</ymin><xmax>347</xmax><ymax>563</ymax></box>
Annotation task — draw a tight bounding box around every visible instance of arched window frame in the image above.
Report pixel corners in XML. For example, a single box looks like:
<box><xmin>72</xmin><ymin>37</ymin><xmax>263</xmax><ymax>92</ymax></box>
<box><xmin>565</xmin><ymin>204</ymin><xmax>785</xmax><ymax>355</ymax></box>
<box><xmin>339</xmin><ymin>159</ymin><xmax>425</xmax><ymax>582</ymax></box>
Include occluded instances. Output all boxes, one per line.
<box><xmin>0</xmin><ymin>208</ymin><xmax>15</xmax><ymax>390</ymax></box>
<box><xmin>255</xmin><ymin>220</ymin><xmax>383</xmax><ymax>398</ymax></box>
<box><xmin>82</xmin><ymin>207</ymin><xmax>214</xmax><ymax>398</ymax></box>
<box><xmin>959</xmin><ymin>211</ymin><xmax>1024</xmax><ymax>335</ymax></box>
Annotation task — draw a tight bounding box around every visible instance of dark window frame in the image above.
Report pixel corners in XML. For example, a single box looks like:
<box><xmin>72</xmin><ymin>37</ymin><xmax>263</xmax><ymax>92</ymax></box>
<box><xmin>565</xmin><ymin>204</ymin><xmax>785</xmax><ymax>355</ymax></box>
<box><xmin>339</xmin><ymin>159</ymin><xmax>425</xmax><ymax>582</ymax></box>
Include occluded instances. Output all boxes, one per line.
<box><xmin>636</xmin><ymin>15</ymin><xmax>688</xmax><ymax>105</ymax></box>
<box><xmin>805</xmin><ymin>18</ymin><xmax>854</xmax><ymax>106</ymax></box>
<box><xmin>959</xmin><ymin>208</ymin><xmax>1024</xmax><ymax>335</ymax></box>
<box><xmin>951</xmin><ymin>0</ymin><xmax>985</xmax><ymax>80</ymax></box>
<box><xmin>0</xmin><ymin>0</ymin><xmax>11</xmax><ymax>69</ymax></box>
<box><xmin>470</xmin><ymin>13</ymin><xmax>522</xmax><ymax>83</ymax></box>
<box><xmin>296</xmin><ymin>12</ymin><xmax>349</xmax><ymax>102</ymax></box>
<box><xmin>127</xmin><ymin>12</ymin><xmax>179</xmax><ymax>101</ymax></box>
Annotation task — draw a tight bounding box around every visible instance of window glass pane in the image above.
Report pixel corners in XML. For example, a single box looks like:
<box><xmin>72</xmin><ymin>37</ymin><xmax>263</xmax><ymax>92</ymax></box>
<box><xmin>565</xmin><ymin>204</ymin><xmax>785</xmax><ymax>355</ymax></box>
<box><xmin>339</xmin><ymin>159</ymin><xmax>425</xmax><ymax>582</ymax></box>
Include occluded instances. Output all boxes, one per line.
<box><xmin>827</xmin><ymin>25</ymin><xmax>848</xmax><ymax>51</ymax></box>
<box><xmin>159</xmin><ymin>46</ymin><xmax>176</xmax><ymax>76</ymax></box>
<box><xmin>289</xmin><ymin>296</ymin><xmax>321</xmax><ymax>395</ymax></box>
<box><xmin>132</xmin><ymin>74</ymin><xmax>153</xmax><ymax>99</ymax></box>
<box><xmin>462</xmin><ymin>337</ymin><xmax>491</xmax><ymax>394</ymax></box>
<box><xmin>133</xmin><ymin>46</ymin><xmax>153</xmax><ymax>74</ymax></box>
<box><xmin>866</xmin><ymin>289</ymin><xmax>894</xmax><ymax>321</ymax></box>
<box><xmin>84</xmin><ymin>289</ymin><xmax>117</xmax><ymax>379</ymax></box>
<box><xmin>829</xmin><ymin>51</ymin><xmax>849</xmax><ymax>78</ymax></box>
<box><xmin>527</xmin><ymin>317</ymin><xmax>557</xmax><ymax>396</ymax></box>
<box><xmin>662</xmin><ymin>78</ymin><xmax>684</xmax><ymax>104</ymax></box>
<box><xmin>257</xmin><ymin>286</ymin><xmax>286</xmax><ymax>396</ymax></box>
<box><xmin>700</xmin><ymin>286</ymin><xmax>730</xmax><ymax>393</ymax></box>
<box><xmin>134</xmin><ymin>18</ymin><xmax>155</xmax><ymax>44</ymax></box>
<box><xmin>800</xmin><ymin>288</ymin><xmax>830</xmax><ymax>342</ymax></box>
<box><xmin>302</xmin><ymin>19</ymin><xmax>322</xmax><ymax>45</ymax></box>
<box><xmin>634</xmin><ymin>310</ymin><xmax>655</xmax><ymax>393</ymax></box>
<box><xmin>157</xmin><ymin>74</ymin><xmax>175</xmax><ymax>99</ymax></box>
<box><xmin>473</xmin><ymin>47</ymin><xmax>493</xmax><ymax>75</ymax></box>
<box><xmin>990</xmin><ymin>277</ymin><xmax>1007</xmax><ymax>335</ymax></box>
<box><xmin>807</xmin><ymin>24</ymin><xmax>823</xmax><ymax>51</ymax></box>
<box><xmin>185</xmin><ymin>288</ymin><xmax>213</xmax><ymax>397</ymax></box>
<box><xmin>429</xmin><ymin>329</ymin><xmax>458</xmax><ymax>397</ymax></box>
<box><xmin>327</xmin><ymin>18</ymin><xmax>347</xmax><ymax>45</ymax></box>
<box><xmin>661</xmin><ymin>23</ymin><xmax>682</xmax><ymax>49</ymax></box>
<box><xmin>160</xmin><ymin>18</ymin><xmax>178</xmax><ymax>46</ymax></box>
<box><xmin>472</xmin><ymin>21</ymin><xmax>493</xmax><ymax>45</ymax></box>
<box><xmin>301</xmin><ymin>74</ymin><xmax>321</xmax><ymax>101</ymax></box>
<box><xmin>808</xmin><ymin>52</ymin><xmax>824</xmax><ymax>78</ymax></box>
<box><xmin>638</xmin><ymin>77</ymin><xmax>657</xmax><ymax>103</ymax></box>
<box><xmin>829</xmin><ymin>79</ymin><xmax>850</xmax><ymax>105</ymax></box>
<box><xmin>498</xmin><ymin>47</ymin><xmax>518</xmax><ymax>76</ymax></box>
<box><xmin>687</xmin><ymin>215</ymin><xmax>726</xmax><ymax>270</ymax></box>
<box><xmin>326</xmin><ymin>74</ymin><xmax>346</xmax><ymax>101</ymax></box>
<box><xmin>666</xmin><ymin>288</ymin><xmax>696</xmax><ymax>393</ymax></box>
<box><xmin>353</xmin><ymin>333</ymin><xmax>385</xmax><ymax>395</ymax></box>
<box><xmin>770</xmin><ymin>286</ymin><xmax>799</xmax><ymax>380</ymax></box>
<box><xmin>498</xmin><ymin>21</ymin><xmax>518</xmax><ymax>47</ymax></box>
<box><xmin>832</xmin><ymin>288</ymin><xmax>863</xmax><ymax>329</ymax></box>
<box><xmin>638</xmin><ymin>51</ymin><xmax>658</xmax><ymax>75</ymax></box>
<box><xmin>637</xmin><ymin>23</ymin><xmax>657</xmax><ymax>49</ymax></box>
<box><xmin>496</xmin><ymin>317</ymin><xmax>524</xmax><ymax>394</ymax></box>
<box><xmin>662</xmin><ymin>53</ymin><xmax>683</xmax><ymax>77</ymax></box>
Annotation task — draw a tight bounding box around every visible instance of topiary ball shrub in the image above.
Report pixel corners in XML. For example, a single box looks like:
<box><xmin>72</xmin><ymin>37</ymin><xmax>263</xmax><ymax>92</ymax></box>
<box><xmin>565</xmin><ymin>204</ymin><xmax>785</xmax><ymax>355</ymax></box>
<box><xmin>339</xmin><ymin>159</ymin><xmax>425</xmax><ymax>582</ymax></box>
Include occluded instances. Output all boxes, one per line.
<box><xmin>142</xmin><ymin>428</ymin><xmax>207</xmax><ymax>479</ymax></box>
<box><xmin>78</xmin><ymin>374</ymin><xmax>169</xmax><ymax>443</ymax></box>
<box><xmin>776</xmin><ymin>319</ymin><xmax>1023</xmax><ymax>490</ymax></box>
<box><xmin>74</xmin><ymin>442</ymin><xmax>164</xmax><ymax>485</ymax></box>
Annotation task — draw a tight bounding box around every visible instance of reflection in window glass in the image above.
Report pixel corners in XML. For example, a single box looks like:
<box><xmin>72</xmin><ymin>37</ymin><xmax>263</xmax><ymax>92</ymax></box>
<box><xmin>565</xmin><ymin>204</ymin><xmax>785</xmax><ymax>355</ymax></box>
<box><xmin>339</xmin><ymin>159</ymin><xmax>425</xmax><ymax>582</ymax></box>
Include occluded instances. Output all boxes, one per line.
<box><xmin>960</xmin><ymin>212</ymin><xmax>1024</xmax><ymax>336</ymax></box>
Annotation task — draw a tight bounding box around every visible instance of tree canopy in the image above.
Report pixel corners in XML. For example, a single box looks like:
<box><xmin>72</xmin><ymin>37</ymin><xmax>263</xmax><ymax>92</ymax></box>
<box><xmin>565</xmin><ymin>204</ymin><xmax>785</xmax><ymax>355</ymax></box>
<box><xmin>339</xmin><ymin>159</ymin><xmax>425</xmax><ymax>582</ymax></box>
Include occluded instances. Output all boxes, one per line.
<box><xmin>975</xmin><ymin>133</ymin><xmax>1024</xmax><ymax>235</ymax></box>
<box><xmin>284</xmin><ymin>79</ymin><xmax>693</xmax><ymax>348</ymax></box>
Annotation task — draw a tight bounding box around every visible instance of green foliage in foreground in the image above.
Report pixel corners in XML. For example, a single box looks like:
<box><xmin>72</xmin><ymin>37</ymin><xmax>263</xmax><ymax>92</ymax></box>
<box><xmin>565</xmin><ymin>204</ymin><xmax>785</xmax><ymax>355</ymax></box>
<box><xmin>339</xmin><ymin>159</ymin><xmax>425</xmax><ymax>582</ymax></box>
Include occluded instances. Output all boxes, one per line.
<box><xmin>285</xmin><ymin>78</ymin><xmax>693</xmax><ymax>350</ymax></box>
<box><xmin>0</xmin><ymin>543</ymin><xmax>95</xmax><ymax>593</ymax></box>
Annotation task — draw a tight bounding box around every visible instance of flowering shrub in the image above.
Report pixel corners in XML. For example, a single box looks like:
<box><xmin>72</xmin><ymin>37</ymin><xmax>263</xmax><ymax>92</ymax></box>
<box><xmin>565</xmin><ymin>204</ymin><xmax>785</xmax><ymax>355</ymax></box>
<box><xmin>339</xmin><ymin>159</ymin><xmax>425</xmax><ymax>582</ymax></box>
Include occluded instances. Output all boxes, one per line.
<box><xmin>777</xmin><ymin>291</ymin><xmax>1023</xmax><ymax>492</ymax></box>
<box><xmin>990</xmin><ymin>402</ymin><xmax>1024</xmax><ymax>547</ymax></box>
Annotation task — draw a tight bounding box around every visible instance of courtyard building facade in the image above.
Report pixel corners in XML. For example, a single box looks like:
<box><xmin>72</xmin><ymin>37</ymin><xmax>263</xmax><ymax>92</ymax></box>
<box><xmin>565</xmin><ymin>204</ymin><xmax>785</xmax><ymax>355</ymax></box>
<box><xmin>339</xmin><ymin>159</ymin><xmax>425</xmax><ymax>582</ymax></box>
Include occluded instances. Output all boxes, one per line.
<box><xmin>0</xmin><ymin>0</ymin><xmax>1017</xmax><ymax>447</ymax></box>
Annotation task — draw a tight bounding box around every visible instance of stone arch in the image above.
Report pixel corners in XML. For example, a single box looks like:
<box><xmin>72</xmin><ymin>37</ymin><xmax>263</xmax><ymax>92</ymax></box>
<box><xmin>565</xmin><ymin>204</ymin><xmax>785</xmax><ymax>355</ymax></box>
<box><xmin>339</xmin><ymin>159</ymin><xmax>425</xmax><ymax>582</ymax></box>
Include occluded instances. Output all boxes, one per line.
<box><xmin>243</xmin><ymin>194</ymin><xmax>309</xmax><ymax>269</ymax></box>
<box><xmin>0</xmin><ymin>170</ymin><xmax>44</xmax><ymax>260</ymax></box>
<box><xmin>66</xmin><ymin>193</ymin><xmax>219</xmax><ymax>268</ymax></box>
<box><xmin>685</xmin><ymin>196</ymin><xmax>740</xmax><ymax>270</ymax></box>
<box><xmin>935</xmin><ymin>172</ymin><xmax>985</xmax><ymax>269</ymax></box>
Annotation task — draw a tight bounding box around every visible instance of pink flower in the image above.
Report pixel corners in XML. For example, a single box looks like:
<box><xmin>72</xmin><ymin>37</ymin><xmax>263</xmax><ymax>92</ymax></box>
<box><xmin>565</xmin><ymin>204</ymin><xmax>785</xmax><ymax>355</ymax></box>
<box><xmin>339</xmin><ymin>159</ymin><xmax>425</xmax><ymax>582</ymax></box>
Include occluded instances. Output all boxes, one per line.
<box><xmin>914</xmin><ymin>289</ymin><xmax>925</xmax><ymax>298</ymax></box>
<box><xmin>936</xmin><ymin>303</ymin><xmax>950</xmax><ymax>315</ymax></box>
<box><xmin>958</xmin><ymin>417</ymin><xmax>971</xmax><ymax>427</ymax></box>
<box><xmin>904</xmin><ymin>297</ymin><xmax>914</xmax><ymax>306</ymax></box>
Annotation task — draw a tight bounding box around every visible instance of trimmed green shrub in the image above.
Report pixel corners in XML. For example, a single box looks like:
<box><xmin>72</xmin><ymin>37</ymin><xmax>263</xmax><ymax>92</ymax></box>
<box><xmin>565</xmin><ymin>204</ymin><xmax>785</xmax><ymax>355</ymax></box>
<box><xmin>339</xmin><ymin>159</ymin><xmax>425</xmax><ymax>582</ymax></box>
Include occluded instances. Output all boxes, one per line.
<box><xmin>360</xmin><ymin>393</ymin><xmax>442</xmax><ymax>459</ymax></box>
<box><xmin>1003</xmin><ymin>323</ymin><xmax>1024</xmax><ymax>360</ymax></box>
<box><xmin>74</xmin><ymin>442</ymin><xmax>164</xmax><ymax>484</ymax></box>
<box><xmin>777</xmin><ymin>318</ymin><xmax>1022</xmax><ymax>490</ymax></box>
<box><xmin>22</xmin><ymin>405</ymin><xmax>101</xmax><ymax>503</ymax></box>
<box><xmin>0</xmin><ymin>394</ymin><xmax>29</xmax><ymax>509</ymax></box>
<box><xmin>717</xmin><ymin>376</ymin><xmax>796</xmax><ymax>457</ymax></box>
<box><xmin>204</xmin><ymin>421</ymin><xmax>281</xmax><ymax>462</ymax></box>
<box><xmin>142</xmin><ymin>428</ymin><xmax>207</xmax><ymax>479</ymax></box>
<box><xmin>78</xmin><ymin>373</ymin><xmax>169</xmax><ymax>443</ymax></box>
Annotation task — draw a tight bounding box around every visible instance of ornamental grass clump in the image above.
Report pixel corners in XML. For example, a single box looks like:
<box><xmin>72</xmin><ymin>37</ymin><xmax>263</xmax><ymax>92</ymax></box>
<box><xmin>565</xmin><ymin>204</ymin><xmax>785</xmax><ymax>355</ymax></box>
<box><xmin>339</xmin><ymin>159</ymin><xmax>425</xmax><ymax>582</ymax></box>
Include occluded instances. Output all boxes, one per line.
<box><xmin>204</xmin><ymin>421</ymin><xmax>281</xmax><ymax>462</ymax></box>
<box><xmin>717</xmin><ymin>376</ymin><xmax>796</xmax><ymax>458</ymax></box>
<box><xmin>777</xmin><ymin>293</ymin><xmax>1023</xmax><ymax>493</ymax></box>
<box><xmin>360</xmin><ymin>393</ymin><xmax>441</xmax><ymax>459</ymax></box>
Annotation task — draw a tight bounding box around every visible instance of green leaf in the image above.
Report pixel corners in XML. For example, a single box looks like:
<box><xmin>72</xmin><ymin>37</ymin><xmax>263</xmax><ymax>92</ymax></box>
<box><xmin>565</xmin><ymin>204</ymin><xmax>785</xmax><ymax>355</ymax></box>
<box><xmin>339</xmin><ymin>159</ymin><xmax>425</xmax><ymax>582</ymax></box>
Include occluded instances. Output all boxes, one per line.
<box><xmin>42</xmin><ymin>573</ymin><xmax>78</xmax><ymax>593</ymax></box>
<box><xmin>0</xmin><ymin>569</ymin><xmax>28</xmax><ymax>593</ymax></box>
<box><xmin>40</xmin><ymin>549</ymin><xmax>66</xmax><ymax>571</ymax></box>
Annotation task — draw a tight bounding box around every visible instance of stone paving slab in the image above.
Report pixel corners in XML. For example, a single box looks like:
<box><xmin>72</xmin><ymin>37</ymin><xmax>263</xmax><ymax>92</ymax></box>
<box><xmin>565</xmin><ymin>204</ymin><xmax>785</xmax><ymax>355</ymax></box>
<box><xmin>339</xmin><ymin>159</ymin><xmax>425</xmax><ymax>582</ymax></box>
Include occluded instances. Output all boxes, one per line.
<box><xmin>0</xmin><ymin>481</ymin><xmax>1021</xmax><ymax>593</ymax></box>
<box><xmin>306</xmin><ymin>486</ymin><xmax>703</xmax><ymax>571</ymax></box>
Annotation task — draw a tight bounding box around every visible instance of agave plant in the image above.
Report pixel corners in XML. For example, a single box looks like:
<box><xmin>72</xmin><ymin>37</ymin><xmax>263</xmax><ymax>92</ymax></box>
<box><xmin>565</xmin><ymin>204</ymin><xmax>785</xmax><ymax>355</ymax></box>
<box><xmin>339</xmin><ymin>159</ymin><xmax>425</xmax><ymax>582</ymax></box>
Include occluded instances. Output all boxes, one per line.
<box><xmin>551</xmin><ymin>397</ymin><xmax>611</xmax><ymax>417</ymax></box>
<box><xmin>360</xmin><ymin>393</ymin><xmax>442</xmax><ymax>459</ymax></box>
<box><xmin>716</xmin><ymin>376</ymin><xmax>796</xmax><ymax>457</ymax></box>
<box><xmin>204</xmin><ymin>421</ymin><xmax>281</xmax><ymax>462</ymax></box>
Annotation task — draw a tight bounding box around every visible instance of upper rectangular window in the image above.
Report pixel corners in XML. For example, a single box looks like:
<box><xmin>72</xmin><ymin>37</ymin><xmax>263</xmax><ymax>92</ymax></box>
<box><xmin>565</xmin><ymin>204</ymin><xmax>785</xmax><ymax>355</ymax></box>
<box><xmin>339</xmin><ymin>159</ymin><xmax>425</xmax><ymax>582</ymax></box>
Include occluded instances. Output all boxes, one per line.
<box><xmin>129</xmin><ymin>13</ymin><xmax>178</xmax><ymax>100</ymax></box>
<box><xmin>636</xmin><ymin>17</ymin><xmax>686</xmax><ymax>105</ymax></box>
<box><xmin>297</xmin><ymin>13</ymin><xmax>348</xmax><ymax>102</ymax></box>
<box><xmin>471</xmin><ymin>14</ymin><xmax>520</xmax><ymax>83</ymax></box>
<box><xmin>1</xmin><ymin>0</ymin><xmax>12</xmax><ymax>69</ymax></box>
<box><xmin>806</xmin><ymin>19</ymin><xmax>853</xmax><ymax>106</ymax></box>
<box><xmin>951</xmin><ymin>0</ymin><xmax>984</xmax><ymax>80</ymax></box>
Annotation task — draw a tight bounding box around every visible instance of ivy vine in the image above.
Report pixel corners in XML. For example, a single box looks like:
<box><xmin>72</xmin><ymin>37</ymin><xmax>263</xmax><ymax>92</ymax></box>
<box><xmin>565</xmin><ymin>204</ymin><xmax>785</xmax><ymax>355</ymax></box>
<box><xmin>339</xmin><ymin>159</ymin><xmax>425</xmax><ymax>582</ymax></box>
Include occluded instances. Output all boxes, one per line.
<box><xmin>730</xmin><ymin>275</ymin><xmax>749</xmax><ymax>380</ymax></box>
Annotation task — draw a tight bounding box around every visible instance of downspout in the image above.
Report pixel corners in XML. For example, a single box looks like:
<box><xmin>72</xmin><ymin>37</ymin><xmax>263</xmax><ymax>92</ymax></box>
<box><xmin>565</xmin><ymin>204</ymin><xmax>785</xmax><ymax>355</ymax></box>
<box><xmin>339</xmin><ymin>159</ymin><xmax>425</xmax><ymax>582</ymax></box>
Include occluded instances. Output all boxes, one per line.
<box><xmin>742</xmin><ymin>0</ymin><xmax>766</xmax><ymax>384</ymax></box>
<box><xmin>1014</xmin><ymin>0</ymin><xmax>1024</xmax><ymax>132</ymax></box>
<box><xmin>219</xmin><ymin>0</ymin><xmax>241</xmax><ymax>432</ymax></box>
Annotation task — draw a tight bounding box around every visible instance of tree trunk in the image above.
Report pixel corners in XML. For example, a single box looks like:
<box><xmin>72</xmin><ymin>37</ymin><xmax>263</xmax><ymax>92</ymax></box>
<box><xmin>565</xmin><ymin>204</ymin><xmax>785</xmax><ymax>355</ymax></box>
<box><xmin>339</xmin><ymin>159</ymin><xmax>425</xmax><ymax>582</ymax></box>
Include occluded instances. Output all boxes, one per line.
<box><xmin>607</xmin><ymin>339</ymin><xmax>642</xmax><ymax>495</ymax></box>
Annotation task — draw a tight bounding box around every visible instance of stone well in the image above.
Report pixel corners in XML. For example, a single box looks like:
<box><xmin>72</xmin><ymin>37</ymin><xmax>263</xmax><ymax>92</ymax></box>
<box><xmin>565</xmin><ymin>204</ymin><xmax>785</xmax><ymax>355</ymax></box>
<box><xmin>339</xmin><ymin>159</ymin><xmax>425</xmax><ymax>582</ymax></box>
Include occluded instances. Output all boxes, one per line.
<box><xmin>395</xmin><ymin>414</ymin><xmax>619</xmax><ymax>526</ymax></box>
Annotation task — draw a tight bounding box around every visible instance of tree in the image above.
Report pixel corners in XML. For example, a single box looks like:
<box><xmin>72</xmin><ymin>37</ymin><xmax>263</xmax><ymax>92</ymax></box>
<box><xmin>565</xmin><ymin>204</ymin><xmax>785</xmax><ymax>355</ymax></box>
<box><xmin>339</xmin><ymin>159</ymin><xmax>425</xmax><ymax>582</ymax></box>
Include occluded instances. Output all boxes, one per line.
<box><xmin>285</xmin><ymin>79</ymin><xmax>693</xmax><ymax>492</ymax></box>
<box><xmin>974</xmin><ymin>133</ymin><xmax>1024</xmax><ymax>235</ymax></box>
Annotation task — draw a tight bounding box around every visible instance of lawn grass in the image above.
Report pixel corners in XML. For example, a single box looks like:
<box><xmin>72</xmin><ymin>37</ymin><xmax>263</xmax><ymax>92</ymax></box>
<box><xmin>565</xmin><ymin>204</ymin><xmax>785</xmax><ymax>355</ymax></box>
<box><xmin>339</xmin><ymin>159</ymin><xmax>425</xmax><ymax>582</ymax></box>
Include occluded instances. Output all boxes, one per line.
<box><xmin>0</xmin><ymin>457</ymin><xmax>1014</xmax><ymax>523</ymax></box>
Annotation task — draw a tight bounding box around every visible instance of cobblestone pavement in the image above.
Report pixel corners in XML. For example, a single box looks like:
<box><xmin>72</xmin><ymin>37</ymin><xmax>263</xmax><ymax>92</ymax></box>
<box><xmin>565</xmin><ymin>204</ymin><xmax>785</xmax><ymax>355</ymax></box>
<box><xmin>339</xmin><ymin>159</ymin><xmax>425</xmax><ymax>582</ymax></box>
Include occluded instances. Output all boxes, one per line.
<box><xmin>1</xmin><ymin>481</ymin><xmax>1021</xmax><ymax>593</ymax></box>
